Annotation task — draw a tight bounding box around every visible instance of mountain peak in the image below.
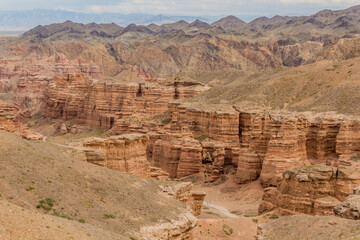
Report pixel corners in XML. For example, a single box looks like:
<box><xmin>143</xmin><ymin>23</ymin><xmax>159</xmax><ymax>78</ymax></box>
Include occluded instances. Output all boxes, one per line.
<box><xmin>211</xmin><ymin>15</ymin><xmax>246</xmax><ymax>31</ymax></box>
<box><xmin>189</xmin><ymin>19</ymin><xmax>210</xmax><ymax>29</ymax></box>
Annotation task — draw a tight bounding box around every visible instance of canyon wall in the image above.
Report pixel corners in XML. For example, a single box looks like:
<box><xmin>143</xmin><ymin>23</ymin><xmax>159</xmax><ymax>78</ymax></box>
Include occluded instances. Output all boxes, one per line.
<box><xmin>45</xmin><ymin>74</ymin><xmax>208</xmax><ymax>131</ymax></box>
<box><xmin>0</xmin><ymin>55</ymin><xmax>101</xmax><ymax>120</ymax></box>
<box><xmin>83</xmin><ymin>134</ymin><xmax>151</xmax><ymax>178</ymax></box>
<box><xmin>150</xmin><ymin>104</ymin><xmax>360</xmax><ymax>184</ymax></box>
<box><xmin>0</xmin><ymin>100</ymin><xmax>43</xmax><ymax>140</ymax></box>
<box><xmin>259</xmin><ymin>165</ymin><xmax>360</xmax><ymax>216</ymax></box>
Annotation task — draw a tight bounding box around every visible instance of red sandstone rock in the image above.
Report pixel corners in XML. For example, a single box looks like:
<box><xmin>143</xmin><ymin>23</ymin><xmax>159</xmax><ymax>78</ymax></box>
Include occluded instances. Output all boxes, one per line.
<box><xmin>83</xmin><ymin>134</ymin><xmax>151</xmax><ymax>178</ymax></box>
<box><xmin>151</xmin><ymin>133</ymin><xmax>202</xmax><ymax>179</ymax></box>
<box><xmin>259</xmin><ymin>165</ymin><xmax>360</xmax><ymax>216</ymax></box>
<box><xmin>260</xmin><ymin>116</ymin><xmax>310</xmax><ymax>187</ymax></box>
<box><xmin>0</xmin><ymin>55</ymin><xmax>102</xmax><ymax>120</ymax></box>
<box><xmin>160</xmin><ymin>182</ymin><xmax>206</xmax><ymax>216</ymax></box>
<box><xmin>45</xmin><ymin>74</ymin><xmax>207</xmax><ymax>130</ymax></box>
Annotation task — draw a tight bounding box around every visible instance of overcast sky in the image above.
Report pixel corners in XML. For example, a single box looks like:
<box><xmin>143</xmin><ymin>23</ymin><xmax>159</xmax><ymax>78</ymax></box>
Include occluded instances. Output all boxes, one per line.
<box><xmin>1</xmin><ymin>0</ymin><xmax>360</xmax><ymax>17</ymax></box>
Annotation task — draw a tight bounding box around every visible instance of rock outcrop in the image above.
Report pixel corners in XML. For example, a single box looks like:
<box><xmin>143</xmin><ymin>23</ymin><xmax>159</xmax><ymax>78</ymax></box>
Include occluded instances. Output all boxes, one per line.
<box><xmin>150</xmin><ymin>133</ymin><xmax>203</xmax><ymax>179</ymax></box>
<box><xmin>334</xmin><ymin>185</ymin><xmax>360</xmax><ymax>220</ymax></box>
<box><xmin>0</xmin><ymin>55</ymin><xmax>102</xmax><ymax>120</ymax></box>
<box><xmin>160</xmin><ymin>182</ymin><xmax>206</xmax><ymax>216</ymax></box>
<box><xmin>83</xmin><ymin>134</ymin><xmax>151</xmax><ymax>178</ymax></box>
<box><xmin>0</xmin><ymin>100</ymin><xmax>16</xmax><ymax>132</ymax></box>
<box><xmin>259</xmin><ymin>116</ymin><xmax>310</xmax><ymax>187</ymax></box>
<box><xmin>167</xmin><ymin>104</ymin><xmax>360</xmax><ymax>186</ymax></box>
<box><xmin>0</xmin><ymin>100</ymin><xmax>43</xmax><ymax>140</ymax></box>
<box><xmin>259</xmin><ymin>165</ymin><xmax>360</xmax><ymax>216</ymax></box>
<box><xmin>45</xmin><ymin>74</ymin><xmax>207</xmax><ymax>131</ymax></box>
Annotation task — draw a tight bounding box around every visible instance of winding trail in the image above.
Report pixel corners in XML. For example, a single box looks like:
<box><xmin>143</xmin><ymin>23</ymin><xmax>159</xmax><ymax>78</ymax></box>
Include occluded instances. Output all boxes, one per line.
<box><xmin>203</xmin><ymin>201</ymin><xmax>240</xmax><ymax>218</ymax></box>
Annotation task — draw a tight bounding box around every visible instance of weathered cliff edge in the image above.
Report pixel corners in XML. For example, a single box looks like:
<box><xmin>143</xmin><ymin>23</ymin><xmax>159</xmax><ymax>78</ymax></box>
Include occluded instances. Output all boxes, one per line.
<box><xmin>146</xmin><ymin>104</ymin><xmax>360</xmax><ymax>186</ymax></box>
<box><xmin>82</xmin><ymin>134</ymin><xmax>206</xmax><ymax>217</ymax></box>
<box><xmin>45</xmin><ymin>74</ymin><xmax>207</xmax><ymax>131</ymax></box>
<box><xmin>259</xmin><ymin>165</ymin><xmax>360</xmax><ymax>216</ymax></box>
<box><xmin>0</xmin><ymin>100</ymin><xmax>43</xmax><ymax>140</ymax></box>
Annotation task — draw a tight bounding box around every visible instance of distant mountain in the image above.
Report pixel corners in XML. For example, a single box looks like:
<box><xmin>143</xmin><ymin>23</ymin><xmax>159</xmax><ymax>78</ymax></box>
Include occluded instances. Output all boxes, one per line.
<box><xmin>0</xmin><ymin>9</ymin><xmax>219</xmax><ymax>32</ymax></box>
<box><xmin>211</xmin><ymin>15</ymin><xmax>247</xmax><ymax>31</ymax></box>
<box><xmin>188</xmin><ymin>19</ymin><xmax>210</xmax><ymax>29</ymax></box>
<box><xmin>20</xmin><ymin>5</ymin><xmax>360</xmax><ymax>43</ymax></box>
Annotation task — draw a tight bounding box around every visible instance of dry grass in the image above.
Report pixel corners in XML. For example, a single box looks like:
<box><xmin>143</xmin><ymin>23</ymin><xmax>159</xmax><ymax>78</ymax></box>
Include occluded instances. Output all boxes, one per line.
<box><xmin>0</xmin><ymin>130</ymin><xmax>188</xmax><ymax>238</ymax></box>
<box><xmin>185</xmin><ymin>58</ymin><xmax>360</xmax><ymax>116</ymax></box>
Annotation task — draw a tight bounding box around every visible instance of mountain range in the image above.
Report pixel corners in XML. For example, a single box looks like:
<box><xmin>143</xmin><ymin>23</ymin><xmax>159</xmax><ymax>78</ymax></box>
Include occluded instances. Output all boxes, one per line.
<box><xmin>0</xmin><ymin>9</ymin><xmax>223</xmax><ymax>32</ymax></box>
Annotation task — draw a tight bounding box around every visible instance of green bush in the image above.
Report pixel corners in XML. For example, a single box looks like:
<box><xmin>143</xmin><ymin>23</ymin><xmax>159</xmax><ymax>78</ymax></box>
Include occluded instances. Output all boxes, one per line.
<box><xmin>36</xmin><ymin>198</ymin><xmax>55</xmax><ymax>211</ymax></box>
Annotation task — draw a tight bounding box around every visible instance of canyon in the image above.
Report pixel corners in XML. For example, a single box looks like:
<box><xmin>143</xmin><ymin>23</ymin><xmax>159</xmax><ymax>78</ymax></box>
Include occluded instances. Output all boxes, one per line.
<box><xmin>0</xmin><ymin>5</ymin><xmax>360</xmax><ymax>240</ymax></box>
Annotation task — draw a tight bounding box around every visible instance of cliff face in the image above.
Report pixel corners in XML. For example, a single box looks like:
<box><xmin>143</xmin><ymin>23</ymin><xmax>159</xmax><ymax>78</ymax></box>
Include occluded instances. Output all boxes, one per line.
<box><xmin>45</xmin><ymin>74</ymin><xmax>207</xmax><ymax>131</ymax></box>
<box><xmin>83</xmin><ymin>134</ymin><xmax>151</xmax><ymax>178</ymax></box>
<box><xmin>162</xmin><ymin>104</ymin><xmax>360</xmax><ymax>185</ymax></box>
<box><xmin>259</xmin><ymin>165</ymin><xmax>360</xmax><ymax>216</ymax></box>
<box><xmin>0</xmin><ymin>100</ymin><xmax>43</xmax><ymax>140</ymax></box>
<box><xmin>150</xmin><ymin>133</ymin><xmax>203</xmax><ymax>179</ymax></box>
<box><xmin>0</xmin><ymin>55</ymin><xmax>101</xmax><ymax>120</ymax></box>
<box><xmin>0</xmin><ymin>100</ymin><xmax>16</xmax><ymax>132</ymax></box>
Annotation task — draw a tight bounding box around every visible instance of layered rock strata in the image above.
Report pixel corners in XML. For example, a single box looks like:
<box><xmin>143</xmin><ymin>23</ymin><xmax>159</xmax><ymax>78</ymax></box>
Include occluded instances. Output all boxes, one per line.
<box><xmin>0</xmin><ymin>55</ymin><xmax>101</xmax><ymax>120</ymax></box>
<box><xmin>334</xmin><ymin>185</ymin><xmax>360</xmax><ymax>220</ymax></box>
<box><xmin>150</xmin><ymin>133</ymin><xmax>203</xmax><ymax>179</ymax></box>
<box><xmin>83</xmin><ymin>134</ymin><xmax>151</xmax><ymax>178</ymax></box>
<box><xmin>0</xmin><ymin>100</ymin><xmax>43</xmax><ymax>140</ymax></box>
<box><xmin>45</xmin><ymin>75</ymin><xmax>207</xmax><ymax>130</ymax></box>
<box><xmin>168</xmin><ymin>104</ymin><xmax>360</xmax><ymax>186</ymax></box>
<box><xmin>160</xmin><ymin>182</ymin><xmax>206</xmax><ymax>216</ymax></box>
<box><xmin>259</xmin><ymin>165</ymin><xmax>360</xmax><ymax>216</ymax></box>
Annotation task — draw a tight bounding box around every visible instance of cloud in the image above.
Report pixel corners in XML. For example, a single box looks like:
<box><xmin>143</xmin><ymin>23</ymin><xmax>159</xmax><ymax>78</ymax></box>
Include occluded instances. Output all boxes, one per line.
<box><xmin>88</xmin><ymin>0</ymin><xmax>245</xmax><ymax>15</ymax></box>
<box><xmin>0</xmin><ymin>0</ymin><xmax>359</xmax><ymax>16</ymax></box>
<box><xmin>260</xmin><ymin>0</ymin><xmax>360</xmax><ymax>5</ymax></box>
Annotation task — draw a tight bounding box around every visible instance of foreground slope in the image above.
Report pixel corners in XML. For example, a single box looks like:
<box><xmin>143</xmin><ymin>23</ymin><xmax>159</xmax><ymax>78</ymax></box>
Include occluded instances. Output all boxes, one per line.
<box><xmin>0</xmin><ymin>199</ymin><xmax>123</xmax><ymax>240</ymax></box>
<box><xmin>0</xmin><ymin>130</ymin><xmax>194</xmax><ymax>239</ymax></box>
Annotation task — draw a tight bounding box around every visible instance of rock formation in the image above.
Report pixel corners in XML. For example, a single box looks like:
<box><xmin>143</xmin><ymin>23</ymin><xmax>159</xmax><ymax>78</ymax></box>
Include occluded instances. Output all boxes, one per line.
<box><xmin>0</xmin><ymin>100</ymin><xmax>17</xmax><ymax>132</ymax></box>
<box><xmin>0</xmin><ymin>55</ymin><xmax>102</xmax><ymax>120</ymax></box>
<box><xmin>259</xmin><ymin>165</ymin><xmax>360</xmax><ymax>216</ymax></box>
<box><xmin>160</xmin><ymin>182</ymin><xmax>206</xmax><ymax>216</ymax></box>
<box><xmin>167</xmin><ymin>104</ymin><xmax>360</xmax><ymax>186</ymax></box>
<box><xmin>0</xmin><ymin>100</ymin><xmax>43</xmax><ymax>140</ymax></box>
<box><xmin>83</xmin><ymin>134</ymin><xmax>151</xmax><ymax>178</ymax></box>
<box><xmin>150</xmin><ymin>133</ymin><xmax>203</xmax><ymax>179</ymax></box>
<box><xmin>334</xmin><ymin>185</ymin><xmax>360</xmax><ymax>220</ymax></box>
<box><xmin>45</xmin><ymin>74</ymin><xmax>207</xmax><ymax>131</ymax></box>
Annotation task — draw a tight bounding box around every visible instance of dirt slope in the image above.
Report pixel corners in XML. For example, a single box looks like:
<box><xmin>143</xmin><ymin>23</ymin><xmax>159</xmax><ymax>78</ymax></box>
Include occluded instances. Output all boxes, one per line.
<box><xmin>185</xmin><ymin>57</ymin><xmax>360</xmax><ymax>116</ymax></box>
<box><xmin>0</xmin><ymin>130</ymin><xmax>190</xmax><ymax>239</ymax></box>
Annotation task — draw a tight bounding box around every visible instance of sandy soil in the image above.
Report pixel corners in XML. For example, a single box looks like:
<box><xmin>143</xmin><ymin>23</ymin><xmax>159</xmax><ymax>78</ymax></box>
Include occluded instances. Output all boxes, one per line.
<box><xmin>189</xmin><ymin>176</ymin><xmax>270</xmax><ymax>240</ymax></box>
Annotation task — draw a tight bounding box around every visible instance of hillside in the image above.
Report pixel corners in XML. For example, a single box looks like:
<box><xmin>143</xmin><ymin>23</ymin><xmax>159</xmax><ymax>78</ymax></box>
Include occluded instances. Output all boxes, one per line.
<box><xmin>20</xmin><ymin>5</ymin><xmax>360</xmax><ymax>43</ymax></box>
<box><xmin>184</xmin><ymin>56</ymin><xmax>360</xmax><ymax>116</ymax></box>
<box><xmin>0</xmin><ymin>130</ymin><xmax>194</xmax><ymax>239</ymax></box>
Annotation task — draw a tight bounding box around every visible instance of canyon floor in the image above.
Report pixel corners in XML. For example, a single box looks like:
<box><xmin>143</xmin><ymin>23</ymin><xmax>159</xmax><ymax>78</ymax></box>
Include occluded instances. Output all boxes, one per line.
<box><xmin>191</xmin><ymin>178</ymin><xmax>265</xmax><ymax>240</ymax></box>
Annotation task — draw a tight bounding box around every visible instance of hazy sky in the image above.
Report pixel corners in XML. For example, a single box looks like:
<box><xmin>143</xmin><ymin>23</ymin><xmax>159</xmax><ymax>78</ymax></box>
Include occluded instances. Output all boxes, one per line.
<box><xmin>1</xmin><ymin>0</ymin><xmax>360</xmax><ymax>17</ymax></box>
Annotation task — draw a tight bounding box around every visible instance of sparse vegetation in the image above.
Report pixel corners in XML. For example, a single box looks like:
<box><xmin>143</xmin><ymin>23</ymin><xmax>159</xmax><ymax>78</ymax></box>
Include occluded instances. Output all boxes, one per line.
<box><xmin>53</xmin><ymin>209</ymin><xmax>73</xmax><ymax>220</ymax></box>
<box><xmin>350</xmin><ymin>154</ymin><xmax>360</xmax><ymax>161</ymax></box>
<box><xmin>196</xmin><ymin>134</ymin><xmax>208</xmax><ymax>141</ymax></box>
<box><xmin>36</xmin><ymin>198</ymin><xmax>55</xmax><ymax>211</ymax></box>
<box><xmin>222</xmin><ymin>224</ymin><xmax>233</xmax><ymax>236</ymax></box>
<box><xmin>26</xmin><ymin>186</ymin><xmax>35</xmax><ymax>191</ymax></box>
<box><xmin>269</xmin><ymin>214</ymin><xmax>279</xmax><ymax>219</ymax></box>
<box><xmin>205</xmin><ymin>211</ymin><xmax>221</xmax><ymax>217</ymax></box>
<box><xmin>161</xmin><ymin>118</ymin><xmax>172</xmax><ymax>125</ymax></box>
<box><xmin>78</xmin><ymin>218</ymin><xmax>86</xmax><ymax>223</ymax></box>
<box><xmin>103</xmin><ymin>213</ymin><xmax>116</xmax><ymax>219</ymax></box>
<box><xmin>230</xmin><ymin>210</ymin><xmax>243</xmax><ymax>216</ymax></box>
